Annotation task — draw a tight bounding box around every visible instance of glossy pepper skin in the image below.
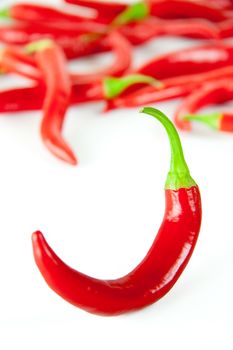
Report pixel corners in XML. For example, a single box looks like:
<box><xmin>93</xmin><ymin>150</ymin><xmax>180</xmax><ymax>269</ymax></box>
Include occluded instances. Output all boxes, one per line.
<box><xmin>135</xmin><ymin>44</ymin><xmax>233</xmax><ymax>80</ymax></box>
<box><xmin>175</xmin><ymin>78</ymin><xmax>233</xmax><ymax>131</ymax></box>
<box><xmin>32</xmin><ymin>108</ymin><xmax>202</xmax><ymax>316</ymax></box>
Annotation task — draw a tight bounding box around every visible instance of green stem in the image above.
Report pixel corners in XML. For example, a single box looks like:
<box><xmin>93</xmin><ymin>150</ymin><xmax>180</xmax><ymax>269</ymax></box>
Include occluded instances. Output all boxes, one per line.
<box><xmin>25</xmin><ymin>39</ymin><xmax>54</xmax><ymax>54</ymax></box>
<box><xmin>112</xmin><ymin>2</ymin><xmax>150</xmax><ymax>27</ymax></box>
<box><xmin>140</xmin><ymin>107</ymin><xmax>196</xmax><ymax>190</ymax></box>
<box><xmin>184</xmin><ymin>112</ymin><xmax>221</xmax><ymax>130</ymax></box>
<box><xmin>104</xmin><ymin>74</ymin><xmax>160</xmax><ymax>100</ymax></box>
<box><xmin>0</xmin><ymin>8</ymin><xmax>10</xmax><ymax>19</ymax></box>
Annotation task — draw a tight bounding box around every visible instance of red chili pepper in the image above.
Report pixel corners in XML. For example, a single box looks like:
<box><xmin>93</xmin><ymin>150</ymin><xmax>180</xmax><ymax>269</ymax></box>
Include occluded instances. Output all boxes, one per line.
<box><xmin>0</xmin><ymin>30</ymin><xmax>133</xmax><ymax>83</ymax></box>
<box><xmin>71</xmin><ymin>31</ymin><xmax>132</xmax><ymax>83</ymax></box>
<box><xmin>0</xmin><ymin>3</ymin><xmax>95</xmax><ymax>23</ymax></box>
<box><xmin>0</xmin><ymin>46</ymin><xmax>42</xmax><ymax>81</ymax></box>
<box><xmin>105</xmin><ymin>65</ymin><xmax>233</xmax><ymax>112</ymax></box>
<box><xmin>120</xmin><ymin>17</ymin><xmax>219</xmax><ymax>44</ymax></box>
<box><xmin>32</xmin><ymin>108</ymin><xmax>201</xmax><ymax>316</ymax></box>
<box><xmin>148</xmin><ymin>0</ymin><xmax>229</xmax><ymax>22</ymax></box>
<box><xmin>27</xmin><ymin>40</ymin><xmax>77</xmax><ymax>165</ymax></box>
<box><xmin>64</xmin><ymin>0</ymin><xmax>127</xmax><ymax>23</ymax></box>
<box><xmin>175</xmin><ymin>78</ymin><xmax>233</xmax><ymax>132</ymax></box>
<box><xmin>105</xmin><ymin>84</ymin><xmax>193</xmax><ymax>112</ymax></box>
<box><xmin>135</xmin><ymin>43</ymin><xmax>233</xmax><ymax>80</ymax></box>
<box><xmin>0</xmin><ymin>23</ymin><xmax>112</xmax><ymax>59</ymax></box>
<box><xmin>0</xmin><ymin>75</ymin><xmax>156</xmax><ymax>113</ymax></box>
<box><xmin>66</xmin><ymin>0</ymin><xmax>229</xmax><ymax>23</ymax></box>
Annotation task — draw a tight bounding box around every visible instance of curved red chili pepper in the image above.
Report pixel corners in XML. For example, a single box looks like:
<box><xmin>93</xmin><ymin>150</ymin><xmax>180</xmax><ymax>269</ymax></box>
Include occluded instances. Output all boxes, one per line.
<box><xmin>71</xmin><ymin>31</ymin><xmax>132</xmax><ymax>83</ymax></box>
<box><xmin>175</xmin><ymin>78</ymin><xmax>233</xmax><ymax>131</ymax></box>
<box><xmin>32</xmin><ymin>108</ymin><xmax>202</xmax><ymax>316</ymax></box>
<box><xmin>28</xmin><ymin>40</ymin><xmax>77</xmax><ymax>165</ymax></box>
<box><xmin>135</xmin><ymin>43</ymin><xmax>233</xmax><ymax>79</ymax></box>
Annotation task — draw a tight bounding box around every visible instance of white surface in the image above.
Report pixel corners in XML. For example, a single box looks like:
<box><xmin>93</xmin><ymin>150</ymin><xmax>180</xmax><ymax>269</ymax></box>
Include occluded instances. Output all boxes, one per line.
<box><xmin>0</xmin><ymin>1</ymin><xmax>233</xmax><ymax>349</ymax></box>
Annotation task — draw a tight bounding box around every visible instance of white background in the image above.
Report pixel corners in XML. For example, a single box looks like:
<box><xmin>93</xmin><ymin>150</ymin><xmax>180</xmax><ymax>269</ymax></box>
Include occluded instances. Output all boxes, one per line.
<box><xmin>0</xmin><ymin>0</ymin><xmax>233</xmax><ymax>349</ymax></box>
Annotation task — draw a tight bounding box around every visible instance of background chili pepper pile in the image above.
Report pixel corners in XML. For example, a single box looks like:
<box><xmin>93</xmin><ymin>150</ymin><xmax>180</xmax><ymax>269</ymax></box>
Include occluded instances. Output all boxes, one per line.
<box><xmin>0</xmin><ymin>0</ymin><xmax>231</xmax><ymax>345</ymax></box>
<box><xmin>2</xmin><ymin>0</ymin><xmax>233</xmax><ymax>163</ymax></box>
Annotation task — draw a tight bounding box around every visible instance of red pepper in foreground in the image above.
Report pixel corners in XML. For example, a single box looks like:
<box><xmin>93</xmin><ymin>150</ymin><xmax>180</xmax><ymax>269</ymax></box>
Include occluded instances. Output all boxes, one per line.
<box><xmin>32</xmin><ymin>108</ymin><xmax>202</xmax><ymax>316</ymax></box>
<box><xmin>175</xmin><ymin>78</ymin><xmax>233</xmax><ymax>132</ymax></box>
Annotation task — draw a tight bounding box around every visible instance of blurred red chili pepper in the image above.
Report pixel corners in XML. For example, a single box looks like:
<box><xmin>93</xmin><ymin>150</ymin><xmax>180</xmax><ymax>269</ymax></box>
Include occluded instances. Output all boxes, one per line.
<box><xmin>0</xmin><ymin>46</ymin><xmax>42</xmax><ymax>80</ymax></box>
<box><xmin>71</xmin><ymin>31</ymin><xmax>132</xmax><ymax>83</ymax></box>
<box><xmin>0</xmin><ymin>74</ymin><xmax>156</xmax><ymax>113</ymax></box>
<box><xmin>32</xmin><ymin>108</ymin><xmax>202</xmax><ymax>316</ymax></box>
<box><xmin>175</xmin><ymin>78</ymin><xmax>233</xmax><ymax>131</ymax></box>
<box><xmin>105</xmin><ymin>65</ymin><xmax>233</xmax><ymax>112</ymax></box>
<box><xmin>148</xmin><ymin>0</ymin><xmax>229</xmax><ymax>22</ymax></box>
<box><xmin>0</xmin><ymin>2</ymin><xmax>95</xmax><ymax>23</ymax></box>
<box><xmin>0</xmin><ymin>24</ymin><xmax>110</xmax><ymax>59</ymax></box>
<box><xmin>66</xmin><ymin>0</ymin><xmax>229</xmax><ymax>23</ymax></box>
<box><xmin>135</xmin><ymin>43</ymin><xmax>233</xmax><ymax>79</ymax></box>
<box><xmin>120</xmin><ymin>17</ymin><xmax>219</xmax><ymax>44</ymax></box>
<box><xmin>105</xmin><ymin>84</ymin><xmax>193</xmax><ymax>112</ymax></box>
<box><xmin>0</xmin><ymin>30</ymin><xmax>133</xmax><ymax>83</ymax></box>
<box><xmin>64</xmin><ymin>0</ymin><xmax>127</xmax><ymax>23</ymax></box>
<box><xmin>27</xmin><ymin>40</ymin><xmax>78</xmax><ymax>165</ymax></box>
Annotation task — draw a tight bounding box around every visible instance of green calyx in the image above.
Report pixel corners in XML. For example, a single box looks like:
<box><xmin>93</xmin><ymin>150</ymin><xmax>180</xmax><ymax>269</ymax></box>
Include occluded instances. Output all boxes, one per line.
<box><xmin>184</xmin><ymin>112</ymin><xmax>221</xmax><ymax>130</ymax></box>
<box><xmin>25</xmin><ymin>39</ymin><xmax>54</xmax><ymax>54</ymax></box>
<box><xmin>140</xmin><ymin>107</ymin><xmax>196</xmax><ymax>190</ymax></box>
<box><xmin>104</xmin><ymin>74</ymin><xmax>159</xmax><ymax>100</ymax></box>
<box><xmin>0</xmin><ymin>8</ymin><xmax>10</xmax><ymax>19</ymax></box>
<box><xmin>112</xmin><ymin>2</ymin><xmax>150</xmax><ymax>27</ymax></box>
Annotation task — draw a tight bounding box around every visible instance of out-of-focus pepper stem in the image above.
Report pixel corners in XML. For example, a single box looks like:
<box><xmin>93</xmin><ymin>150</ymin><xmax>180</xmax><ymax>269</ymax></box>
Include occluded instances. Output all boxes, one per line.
<box><xmin>184</xmin><ymin>112</ymin><xmax>221</xmax><ymax>130</ymax></box>
<box><xmin>141</xmin><ymin>107</ymin><xmax>196</xmax><ymax>190</ymax></box>
<box><xmin>0</xmin><ymin>8</ymin><xmax>10</xmax><ymax>19</ymax></box>
<box><xmin>112</xmin><ymin>2</ymin><xmax>150</xmax><ymax>27</ymax></box>
<box><xmin>104</xmin><ymin>74</ymin><xmax>161</xmax><ymax>99</ymax></box>
<box><xmin>25</xmin><ymin>39</ymin><xmax>54</xmax><ymax>54</ymax></box>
